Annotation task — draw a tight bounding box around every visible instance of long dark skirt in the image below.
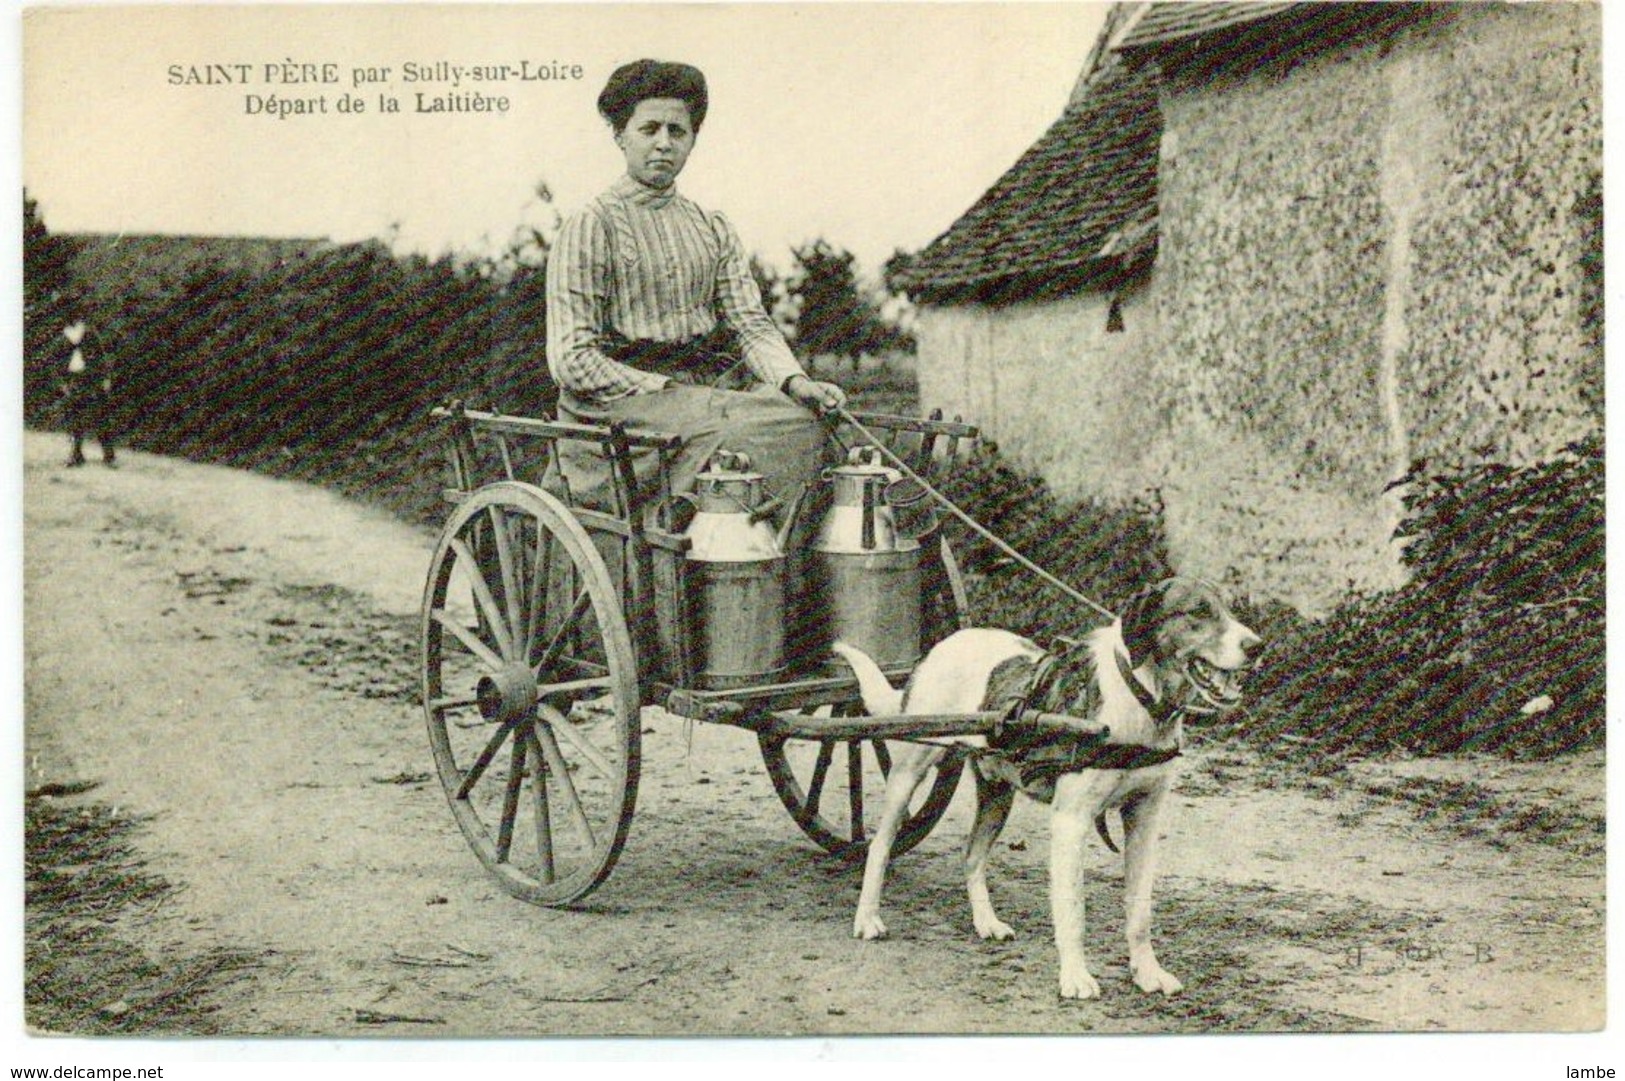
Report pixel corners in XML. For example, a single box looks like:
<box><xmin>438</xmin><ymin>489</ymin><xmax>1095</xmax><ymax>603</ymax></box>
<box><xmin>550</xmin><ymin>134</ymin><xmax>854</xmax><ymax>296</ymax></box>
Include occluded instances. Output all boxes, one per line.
<box><xmin>555</xmin><ymin>383</ymin><xmax>836</xmax><ymax>676</ymax></box>
<box><xmin>555</xmin><ymin>384</ymin><xmax>831</xmax><ymax>522</ymax></box>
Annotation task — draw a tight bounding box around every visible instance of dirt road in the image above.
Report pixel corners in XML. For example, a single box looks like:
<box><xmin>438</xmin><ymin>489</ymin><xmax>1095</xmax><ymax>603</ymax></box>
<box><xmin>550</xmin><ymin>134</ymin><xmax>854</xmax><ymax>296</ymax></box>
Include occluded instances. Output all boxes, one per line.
<box><xmin>22</xmin><ymin>431</ymin><xmax>1605</xmax><ymax>1036</ymax></box>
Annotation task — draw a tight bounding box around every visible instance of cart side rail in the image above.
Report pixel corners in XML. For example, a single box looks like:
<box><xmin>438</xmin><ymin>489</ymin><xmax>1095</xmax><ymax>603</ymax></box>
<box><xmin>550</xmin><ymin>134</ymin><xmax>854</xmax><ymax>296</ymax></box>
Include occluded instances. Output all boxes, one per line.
<box><xmin>840</xmin><ymin>407</ymin><xmax>979</xmax><ymax>475</ymax></box>
<box><xmin>430</xmin><ymin>401</ymin><xmax>682</xmax><ymax>505</ymax></box>
<box><xmin>431</xmin><ymin>401</ymin><xmax>979</xmax><ymax>503</ymax></box>
<box><xmin>430</xmin><ymin>400</ymin><xmax>691</xmax><ymax>694</ymax></box>
<box><xmin>431</xmin><ymin>404</ymin><xmax>685</xmax><ymax>453</ymax></box>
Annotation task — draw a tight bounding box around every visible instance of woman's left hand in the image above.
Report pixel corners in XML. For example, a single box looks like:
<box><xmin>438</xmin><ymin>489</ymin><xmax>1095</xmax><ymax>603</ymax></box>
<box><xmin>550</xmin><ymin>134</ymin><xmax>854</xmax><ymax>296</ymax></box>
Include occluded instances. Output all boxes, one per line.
<box><xmin>784</xmin><ymin>374</ymin><xmax>847</xmax><ymax>415</ymax></box>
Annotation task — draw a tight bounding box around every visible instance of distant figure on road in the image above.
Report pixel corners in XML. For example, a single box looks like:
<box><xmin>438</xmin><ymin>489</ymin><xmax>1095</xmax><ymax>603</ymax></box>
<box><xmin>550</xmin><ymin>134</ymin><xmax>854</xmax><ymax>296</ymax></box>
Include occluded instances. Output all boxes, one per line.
<box><xmin>58</xmin><ymin>317</ymin><xmax>116</xmax><ymax>468</ymax></box>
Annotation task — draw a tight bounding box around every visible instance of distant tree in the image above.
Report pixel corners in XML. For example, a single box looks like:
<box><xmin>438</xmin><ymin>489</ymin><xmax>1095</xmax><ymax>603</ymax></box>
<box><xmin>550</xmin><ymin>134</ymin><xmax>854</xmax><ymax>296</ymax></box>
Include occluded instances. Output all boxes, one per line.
<box><xmin>787</xmin><ymin>239</ymin><xmax>895</xmax><ymax>370</ymax></box>
<box><xmin>487</xmin><ymin>177</ymin><xmax>560</xmax><ymax>414</ymax></box>
<box><xmin>22</xmin><ymin>193</ymin><xmax>73</xmax><ymax>313</ymax></box>
<box><xmin>22</xmin><ymin>192</ymin><xmax>82</xmax><ymax>425</ymax></box>
<box><xmin>876</xmin><ymin>246</ymin><xmax>920</xmax><ymax>355</ymax></box>
<box><xmin>498</xmin><ymin>177</ymin><xmax>561</xmax><ymax>280</ymax></box>
<box><xmin>749</xmin><ymin>254</ymin><xmax>792</xmax><ymax>334</ymax></box>
<box><xmin>786</xmin><ymin>239</ymin><xmax>921</xmax><ymax>369</ymax></box>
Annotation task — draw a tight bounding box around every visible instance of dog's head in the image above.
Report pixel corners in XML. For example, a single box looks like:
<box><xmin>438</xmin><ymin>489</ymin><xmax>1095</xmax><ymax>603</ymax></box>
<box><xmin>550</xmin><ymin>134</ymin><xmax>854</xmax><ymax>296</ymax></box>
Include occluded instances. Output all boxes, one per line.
<box><xmin>1120</xmin><ymin>577</ymin><xmax>1261</xmax><ymax>713</ymax></box>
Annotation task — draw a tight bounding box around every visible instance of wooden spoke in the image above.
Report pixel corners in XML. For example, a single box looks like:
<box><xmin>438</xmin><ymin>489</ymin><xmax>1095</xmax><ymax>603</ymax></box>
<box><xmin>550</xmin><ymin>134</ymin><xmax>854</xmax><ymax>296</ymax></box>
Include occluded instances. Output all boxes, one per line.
<box><xmin>531</xmin><ymin>723</ymin><xmax>597</xmax><ymax>851</ymax></box>
<box><xmin>802</xmin><ymin>741</ymin><xmax>835</xmax><ymax>824</ymax></box>
<box><xmin>537</xmin><ymin>676</ymin><xmax>614</xmax><ymax>700</ymax></box>
<box><xmin>522</xmin><ymin>530</ymin><xmax>555</xmax><ymax>661</ymax></box>
<box><xmin>527</xmin><ymin>727</ymin><xmax>555</xmax><ymax>884</ymax></box>
<box><xmin>430</xmin><ymin>608</ymin><xmax>506</xmax><ymax>673</ymax></box>
<box><xmin>539</xmin><ymin>703</ymin><xmax>615</xmax><ymax>780</ymax></box>
<box><xmin>429</xmin><ymin>692</ymin><xmax>480</xmax><ymax>712</ymax></box>
<box><xmin>847</xmin><ymin>741</ymin><xmax>864</xmax><ymax>844</ymax></box>
<box><xmin>487</xmin><ymin>504</ymin><xmax>525</xmax><ymax>649</ymax></box>
<box><xmin>495</xmin><ymin>732</ymin><xmax>527</xmax><ymax>862</ymax></box>
<box><xmin>532</xmin><ymin>588</ymin><xmax>592</xmax><ymax>676</ymax></box>
<box><xmin>449</xmin><ymin>537</ymin><xmax>515</xmax><ymax>660</ymax></box>
<box><xmin>457</xmin><ymin>718</ymin><xmax>517</xmax><ymax>800</ymax></box>
<box><xmin>873</xmin><ymin>740</ymin><xmax>893</xmax><ymax>774</ymax></box>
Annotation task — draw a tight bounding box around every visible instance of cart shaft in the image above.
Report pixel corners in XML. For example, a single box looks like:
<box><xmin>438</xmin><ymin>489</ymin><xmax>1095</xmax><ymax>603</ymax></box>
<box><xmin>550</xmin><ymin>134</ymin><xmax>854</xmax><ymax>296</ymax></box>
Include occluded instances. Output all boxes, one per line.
<box><xmin>677</xmin><ymin>695</ymin><xmax>1109</xmax><ymax>744</ymax></box>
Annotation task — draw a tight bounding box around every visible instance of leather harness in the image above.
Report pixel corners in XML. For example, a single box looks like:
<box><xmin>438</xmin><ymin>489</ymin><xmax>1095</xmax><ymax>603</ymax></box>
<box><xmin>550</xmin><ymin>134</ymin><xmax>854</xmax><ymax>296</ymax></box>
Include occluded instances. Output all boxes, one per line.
<box><xmin>980</xmin><ymin>648</ymin><xmax>1187</xmax><ymax>855</ymax></box>
<box><xmin>988</xmin><ymin>650</ymin><xmax>1183</xmax><ymax>793</ymax></box>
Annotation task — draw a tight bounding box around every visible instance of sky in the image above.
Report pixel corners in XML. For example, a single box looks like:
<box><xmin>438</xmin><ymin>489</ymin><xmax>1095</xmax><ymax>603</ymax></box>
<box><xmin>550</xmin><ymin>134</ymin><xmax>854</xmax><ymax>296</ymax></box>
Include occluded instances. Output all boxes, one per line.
<box><xmin>23</xmin><ymin>2</ymin><xmax>1109</xmax><ymax>276</ymax></box>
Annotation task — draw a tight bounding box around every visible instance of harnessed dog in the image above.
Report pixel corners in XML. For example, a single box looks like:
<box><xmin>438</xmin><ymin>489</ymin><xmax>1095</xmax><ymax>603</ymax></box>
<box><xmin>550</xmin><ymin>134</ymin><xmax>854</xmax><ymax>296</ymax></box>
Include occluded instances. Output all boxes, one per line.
<box><xmin>835</xmin><ymin>577</ymin><xmax>1260</xmax><ymax>999</ymax></box>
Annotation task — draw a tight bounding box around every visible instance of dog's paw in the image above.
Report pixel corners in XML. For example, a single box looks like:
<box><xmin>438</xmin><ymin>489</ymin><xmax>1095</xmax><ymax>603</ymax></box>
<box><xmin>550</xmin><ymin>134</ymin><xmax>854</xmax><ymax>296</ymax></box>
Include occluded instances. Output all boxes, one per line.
<box><xmin>1131</xmin><ymin>961</ymin><xmax>1184</xmax><ymax>996</ymax></box>
<box><xmin>853</xmin><ymin>911</ymin><xmax>889</xmax><ymax>940</ymax></box>
<box><xmin>1057</xmin><ymin>964</ymin><xmax>1101</xmax><ymax>1000</ymax></box>
<box><xmin>974</xmin><ymin>914</ymin><xmax>1016</xmax><ymax>941</ymax></box>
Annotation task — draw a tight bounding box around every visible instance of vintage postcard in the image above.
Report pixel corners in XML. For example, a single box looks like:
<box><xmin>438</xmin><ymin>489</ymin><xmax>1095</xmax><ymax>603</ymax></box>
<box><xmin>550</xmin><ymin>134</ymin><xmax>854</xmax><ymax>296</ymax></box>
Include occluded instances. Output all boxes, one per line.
<box><xmin>15</xmin><ymin>0</ymin><xmax>1606</xmax><ymax>1063</ymax></box>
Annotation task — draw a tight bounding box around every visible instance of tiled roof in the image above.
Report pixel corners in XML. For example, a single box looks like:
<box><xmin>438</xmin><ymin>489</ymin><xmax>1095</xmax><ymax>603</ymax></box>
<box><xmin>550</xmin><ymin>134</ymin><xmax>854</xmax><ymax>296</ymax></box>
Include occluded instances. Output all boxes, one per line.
<box><xmin>895</xmin><ymin>57</ymin><xmax>1159</xmax><ymax>300</ymax></box>
<box><xmin>1111</xmin><ymin>2</ymin><xmax>1302</xmax><ymax>52</ymax></box>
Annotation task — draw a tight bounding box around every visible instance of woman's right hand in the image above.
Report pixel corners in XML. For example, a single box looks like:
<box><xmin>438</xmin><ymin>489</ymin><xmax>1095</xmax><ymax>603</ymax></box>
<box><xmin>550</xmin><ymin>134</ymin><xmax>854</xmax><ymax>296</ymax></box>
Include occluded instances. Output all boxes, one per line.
<box><xmin>783</xmin><ymin>373</ymin><xmax>846</xmax><ymax>415</ymax></box>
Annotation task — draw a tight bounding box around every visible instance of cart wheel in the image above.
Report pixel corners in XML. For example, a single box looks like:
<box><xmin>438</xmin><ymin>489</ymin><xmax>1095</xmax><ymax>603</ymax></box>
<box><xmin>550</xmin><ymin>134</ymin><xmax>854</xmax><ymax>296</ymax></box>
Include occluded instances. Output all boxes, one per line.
<box><xmin>758</xmin><ymin>704</ymin><xmax>962</xmax><ymax>859</ymax></box>
<box><xmin>422</xmin><ymin>482</ymin><xmax>640</xmax><ymax>906</ymax></box>
<box><xmin>760</xmin><ymin>530</ymin><xmax>973</xmax><ymax>857</ymax></box>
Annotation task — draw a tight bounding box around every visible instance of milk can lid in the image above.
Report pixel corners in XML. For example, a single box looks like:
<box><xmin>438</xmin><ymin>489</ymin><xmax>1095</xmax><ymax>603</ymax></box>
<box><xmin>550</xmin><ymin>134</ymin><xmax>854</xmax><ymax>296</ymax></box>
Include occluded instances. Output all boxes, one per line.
<box><xmin>830</xmin><ymin>445</ymin><xmax>898</xmax><ymax>479</ymax></box>
<box><xmin>697</xmin><ymin>449</ymin><xmax>764</xmax><ymax>482</ymax></box>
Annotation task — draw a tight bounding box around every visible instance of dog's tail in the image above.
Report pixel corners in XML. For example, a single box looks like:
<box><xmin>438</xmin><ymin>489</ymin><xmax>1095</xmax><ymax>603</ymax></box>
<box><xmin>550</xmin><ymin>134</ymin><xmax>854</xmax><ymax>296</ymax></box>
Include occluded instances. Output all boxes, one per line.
<box><xmin>831</xmin><ymin>641</ymin><xmax>905</xmax><ymax>716</ymax></box>
<box><xmin>1094</xmin><ymin>811</ymin><xmax>1121</xmax><ymax>854</ymax></box>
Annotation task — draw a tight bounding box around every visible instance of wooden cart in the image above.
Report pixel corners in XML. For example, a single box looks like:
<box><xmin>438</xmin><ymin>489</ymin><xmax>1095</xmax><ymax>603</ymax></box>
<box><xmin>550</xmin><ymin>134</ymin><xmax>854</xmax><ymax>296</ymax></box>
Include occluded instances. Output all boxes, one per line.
<box><xmin>422</xmin><ymin>402</ymin><xmax>1070</xmax><ymax>906</ymax></box>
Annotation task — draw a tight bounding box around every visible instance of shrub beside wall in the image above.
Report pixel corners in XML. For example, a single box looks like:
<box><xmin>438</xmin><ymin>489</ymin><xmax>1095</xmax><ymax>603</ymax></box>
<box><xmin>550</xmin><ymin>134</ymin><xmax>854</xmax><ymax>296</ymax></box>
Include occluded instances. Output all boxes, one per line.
<box><xmin>1239</xmin><ymin>435</ymin><xmax>1603</xmax><ymax>760</ymax></box>
<box><xmin>938</xmin><ymin>438</ymin><xmax>1602</xmax><ymax>762</ymax></box>
<box><xmin>937</xmin><ymin>440</ymin><xmax>1172</xmax><ymax>642</ymax></box>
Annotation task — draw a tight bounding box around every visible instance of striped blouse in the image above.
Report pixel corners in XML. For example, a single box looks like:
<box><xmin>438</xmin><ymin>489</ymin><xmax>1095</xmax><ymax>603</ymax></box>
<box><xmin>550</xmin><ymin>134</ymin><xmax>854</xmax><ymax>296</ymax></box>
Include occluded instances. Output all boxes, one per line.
<box><xmin>545</xmin><ymin>174</ymin><xmax>806</xmax><ymax>404</ymax></box>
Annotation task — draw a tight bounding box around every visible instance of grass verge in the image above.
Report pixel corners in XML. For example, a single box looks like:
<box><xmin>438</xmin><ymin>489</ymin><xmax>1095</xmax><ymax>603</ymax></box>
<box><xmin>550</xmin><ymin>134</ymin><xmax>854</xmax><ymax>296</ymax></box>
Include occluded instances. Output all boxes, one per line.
<box><xmin>24</xmin><ymin>793</ymin><xmax>262</xmax><ymax>1035</ymax></box>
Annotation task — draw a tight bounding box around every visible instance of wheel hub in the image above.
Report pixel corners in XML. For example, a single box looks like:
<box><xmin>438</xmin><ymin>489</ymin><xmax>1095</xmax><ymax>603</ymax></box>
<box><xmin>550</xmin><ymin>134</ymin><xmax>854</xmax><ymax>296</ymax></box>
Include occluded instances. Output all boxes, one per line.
<box><xmin>476</xmin><ymin>664</ymin><xmax>539</xmax><ymax>725</ymax></box>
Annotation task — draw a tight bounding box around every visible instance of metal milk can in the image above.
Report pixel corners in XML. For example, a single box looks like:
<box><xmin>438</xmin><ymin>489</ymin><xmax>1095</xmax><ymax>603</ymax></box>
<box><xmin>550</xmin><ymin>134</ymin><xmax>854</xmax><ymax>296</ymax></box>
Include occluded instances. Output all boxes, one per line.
<box><xmin>812</xmin><ymin>445</ymin><xmax>924</xmax><ymax>671</ymax></box>
<box><xmin>679</xmin><ymin>451</ymin><xmax>795</xmax><ymax>689</ymax></box>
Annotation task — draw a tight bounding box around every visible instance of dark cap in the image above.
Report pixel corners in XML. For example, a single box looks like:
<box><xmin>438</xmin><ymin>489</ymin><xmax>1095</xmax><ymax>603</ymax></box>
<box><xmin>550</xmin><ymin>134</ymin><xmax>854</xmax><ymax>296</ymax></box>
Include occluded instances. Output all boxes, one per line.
<box><xmin>597</xmin><ymin>59</ymin><xmax>708</xmax><ymax>133</ymax></box>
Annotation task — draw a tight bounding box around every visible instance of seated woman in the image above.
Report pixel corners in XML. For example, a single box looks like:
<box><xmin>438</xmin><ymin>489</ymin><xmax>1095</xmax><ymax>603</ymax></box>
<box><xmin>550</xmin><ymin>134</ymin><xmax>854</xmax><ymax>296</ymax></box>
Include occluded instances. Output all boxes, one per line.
<box><xmin>545</xmin><ymin>58</ymin><xmax>845</xmax><ymax>521</ymax></box>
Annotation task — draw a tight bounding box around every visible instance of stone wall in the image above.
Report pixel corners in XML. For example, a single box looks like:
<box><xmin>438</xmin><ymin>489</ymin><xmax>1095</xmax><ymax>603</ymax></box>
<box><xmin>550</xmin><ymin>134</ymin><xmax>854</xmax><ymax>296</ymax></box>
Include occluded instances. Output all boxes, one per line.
<box><xmin>916</xmin><ymin>2</ymin><xmax>1601</xmax><ymax>615</ymax></box>
<box><xmin>915</xmin><ymin>274</ymin><xmax>1163</xmax><ymax>504</ymax></box>
<box><xmin>1153</xmin><ymin>1</ymin><xmax>1600</xmax><ymax>611</ymax></box>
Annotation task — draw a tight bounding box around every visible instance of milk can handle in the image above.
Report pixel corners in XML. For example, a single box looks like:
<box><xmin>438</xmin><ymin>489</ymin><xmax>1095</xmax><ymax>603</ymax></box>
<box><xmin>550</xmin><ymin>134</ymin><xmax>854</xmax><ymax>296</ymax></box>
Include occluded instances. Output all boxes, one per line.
<box><xmin>653</xmin><ymin>492</ymin><xmax>700</xmax><ymax>534</ymax></box>
<box><xmin>861</xmin><ymin>479</ymin><xmax>876</xmax><ymax>550</ymax></box>
<box><xmin>748</xmin><ymin>494</ymin><xmax>784</xmax><ymax>525</ymax></box>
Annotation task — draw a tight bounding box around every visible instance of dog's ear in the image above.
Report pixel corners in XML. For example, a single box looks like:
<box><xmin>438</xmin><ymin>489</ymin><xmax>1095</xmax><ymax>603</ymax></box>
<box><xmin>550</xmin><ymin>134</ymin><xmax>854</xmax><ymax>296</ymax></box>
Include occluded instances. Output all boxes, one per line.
<box><xmin>1120</xmin><ymin>580</ymin><xmax>1173</xmax><ymax>669</ymax></box>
